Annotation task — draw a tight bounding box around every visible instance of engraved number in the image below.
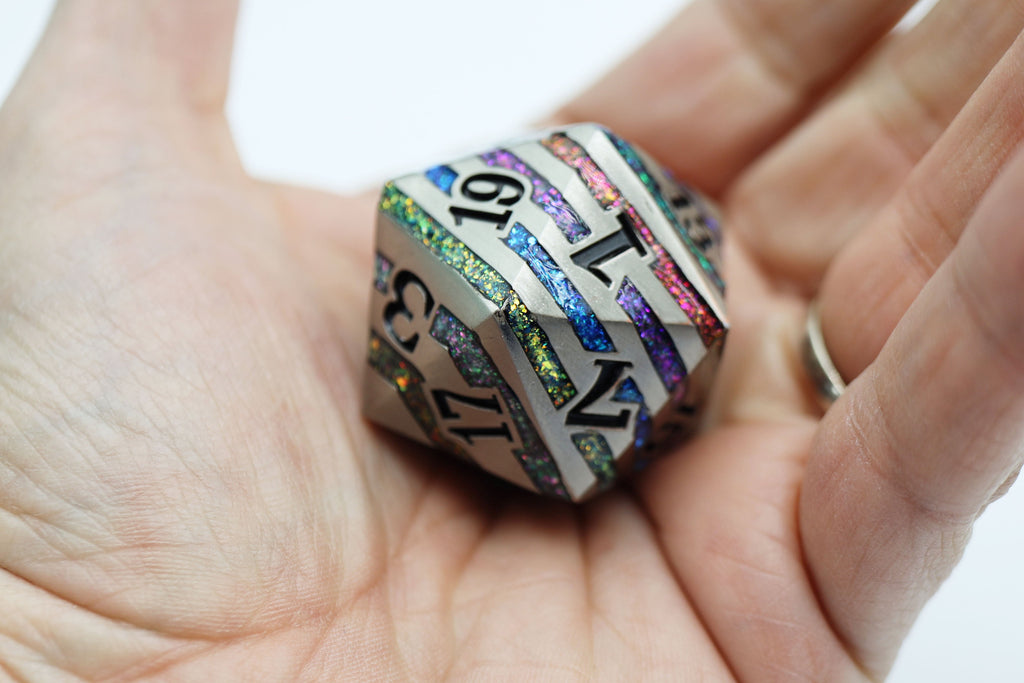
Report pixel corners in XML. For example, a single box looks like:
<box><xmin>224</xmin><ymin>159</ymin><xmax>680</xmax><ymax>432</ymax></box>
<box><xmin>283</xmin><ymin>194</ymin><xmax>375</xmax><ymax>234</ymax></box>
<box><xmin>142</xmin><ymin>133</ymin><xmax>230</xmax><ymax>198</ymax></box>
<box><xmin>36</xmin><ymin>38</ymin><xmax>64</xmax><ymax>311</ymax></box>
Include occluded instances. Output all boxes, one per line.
<box><xmin>565</xmin><ymin>360</ymin><xmax>632</xmax><ymax>429</ymax></box>
<box><xmin>571</xmin><ymin>213</ymin><xmax>647</xmax><ymax>286</ymax></box>
<box><xmin>449</xmin><ymin>206</ymin><xmax>513</xmax><ymax>231</ymax></box>
<box><xmin>432</xmin><ymin>389</ymin><xmax>514</xmax><ymax>445</ymax></box>
<box><xmin>643</xmin><ymin>403</ymin><xmax>697</xmax><ymax>452</ymax></box>
<box><xmin>448</xmin><ymin>172</ymin><xmax>525</xmax><ymax>231</ymax></box>
<box><xmin>383</xmin><ymin>270</ymin><xmax>435</xmax><ymax>354</ymax></box>
<box><xmin>461</xmin><ymin>173</ymin><xmax>526</xmax><ymax>206</ymax></box>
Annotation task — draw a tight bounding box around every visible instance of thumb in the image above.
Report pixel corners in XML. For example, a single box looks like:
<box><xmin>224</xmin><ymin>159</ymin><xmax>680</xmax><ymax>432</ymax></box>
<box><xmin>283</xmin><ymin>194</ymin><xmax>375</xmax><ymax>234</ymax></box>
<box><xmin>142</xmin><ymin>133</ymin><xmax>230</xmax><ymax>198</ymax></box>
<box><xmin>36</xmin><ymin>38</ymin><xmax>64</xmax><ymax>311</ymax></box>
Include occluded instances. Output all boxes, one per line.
<box><xmin>25</xmin><ymin>0</ymin><xmax>239</xmax><ymax>114</ymax></box>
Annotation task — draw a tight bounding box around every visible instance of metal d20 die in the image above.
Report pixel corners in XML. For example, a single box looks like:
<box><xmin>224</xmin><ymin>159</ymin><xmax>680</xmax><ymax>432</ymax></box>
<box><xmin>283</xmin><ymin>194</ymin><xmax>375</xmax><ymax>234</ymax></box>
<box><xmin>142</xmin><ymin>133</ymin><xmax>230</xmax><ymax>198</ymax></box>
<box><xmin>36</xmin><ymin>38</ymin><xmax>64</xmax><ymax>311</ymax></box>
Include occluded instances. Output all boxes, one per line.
<box><xmin>364</xmin><ymin>123</ymin><xmax>727</xmax><ymax>502</ymax></box>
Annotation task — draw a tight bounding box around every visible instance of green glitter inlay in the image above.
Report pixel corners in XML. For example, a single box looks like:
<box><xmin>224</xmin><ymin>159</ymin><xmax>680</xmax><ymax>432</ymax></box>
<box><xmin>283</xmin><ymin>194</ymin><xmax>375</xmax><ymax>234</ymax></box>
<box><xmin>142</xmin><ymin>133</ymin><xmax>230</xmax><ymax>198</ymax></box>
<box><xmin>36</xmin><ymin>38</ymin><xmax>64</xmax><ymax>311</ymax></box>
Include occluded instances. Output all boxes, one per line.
<box><xmin>379</xmin><ymin>182</ymin><xmax>576</xmax><ymax>408</ymax></box>
<box><xmin>367</xmin><ymin>331</ymin><xmax>470</xmax><ymax>461</ymax></box>
<box><xmin>571</xmin><ymin>432</ymin><xmax>617</xmax><ymax>491</ymax></box>
<box><xmin>431</xmin><ymin>306</ymin><xmax>569</xmax><ymax>499</ymax></box>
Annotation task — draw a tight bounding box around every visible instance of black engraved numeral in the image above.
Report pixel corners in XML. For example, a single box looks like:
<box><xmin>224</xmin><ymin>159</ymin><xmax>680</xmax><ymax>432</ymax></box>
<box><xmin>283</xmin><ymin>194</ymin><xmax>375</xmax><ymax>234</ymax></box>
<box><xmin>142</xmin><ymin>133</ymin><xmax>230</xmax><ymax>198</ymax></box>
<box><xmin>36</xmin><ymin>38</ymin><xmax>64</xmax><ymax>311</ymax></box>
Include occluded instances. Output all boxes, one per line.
<box><xmin>449</xmin><ymin>424</ymin><xmax>514</xmax><ymax>445</ymax></box>
<box><xmin>383</xmin><ymin>270</ymin><xmax>435</xmax><ymax>354</ymax></box>
<box><xmin>671</xmin><ymin>191</ymin><xmax>715</xmax><ymax>251</ymax></box>
<box><xmin>643</xmin><ymin>404</ymin><xmax>697</xmax><ymax>452</ymax></box>
<box><xmin>686</xmin><ymin>216</ymin><xmax>715</xmax><ymax>251</ymax></box>
<box><xmin>671</xmin><ymin>194</ymin><xmax>692</xmax><ymax>210</ymax></box>
<box><xmin>448</xmin><ymin>172</ymin><xmax>524</xmax><ymax>231</ymax></box>
<box><xmin>571</xmin><ymin>213</ymin><xmax>647</xmax><ymax>286</ymax></box>
<box><xmin>565</xmin><ymin>360</ymin><xmax>632</xmax><ymax>429</ymax></box>
<box><xmin>461</xmin><ymin>173</ymin><xmax>526</xmax><ymax>206</ymax></box>
<box><xmin>449</xmin><ymin>206</ymin><xmax>513</xmax><ymax>231</ymax></box>
<box><xmin>432</xmin><ymin>390</ymin><xmax>503</xmax><ymax>418</ymax></box>
<box><xmin>431</xmin><ymin>389</ymin><xmax>513</xmax><ymax>445</ymax></box>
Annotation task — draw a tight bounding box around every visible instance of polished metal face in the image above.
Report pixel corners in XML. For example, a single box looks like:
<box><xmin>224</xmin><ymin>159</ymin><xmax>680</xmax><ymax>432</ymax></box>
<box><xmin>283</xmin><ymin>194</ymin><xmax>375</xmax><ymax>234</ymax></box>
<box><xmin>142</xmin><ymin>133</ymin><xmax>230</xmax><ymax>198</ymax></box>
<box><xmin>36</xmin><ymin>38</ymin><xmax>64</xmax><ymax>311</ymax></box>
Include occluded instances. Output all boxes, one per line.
<box><xmin>363</xmin><ymin>123</ymin><xmax>728</xmax><ymax>502</ymax></box>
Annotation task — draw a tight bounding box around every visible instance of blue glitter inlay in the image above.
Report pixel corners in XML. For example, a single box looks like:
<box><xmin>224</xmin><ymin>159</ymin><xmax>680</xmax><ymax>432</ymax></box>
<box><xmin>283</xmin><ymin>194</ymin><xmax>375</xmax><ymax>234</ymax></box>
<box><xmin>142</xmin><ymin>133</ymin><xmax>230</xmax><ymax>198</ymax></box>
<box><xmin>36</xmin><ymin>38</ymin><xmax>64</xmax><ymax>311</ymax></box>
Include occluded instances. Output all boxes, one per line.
<box><xmin>425</xmin><ymin>165</ymin><xmax>458</xmax><ymax>195</ymax></box>
<box><xmin>503</xmin><ymin>223</ymin><xmax>614</xmax><ymax>353</ymax></box>
<box><xmin>612</xmin><ymin>377</ymin><xmax>652</xmax><ymax>452</ymax></box>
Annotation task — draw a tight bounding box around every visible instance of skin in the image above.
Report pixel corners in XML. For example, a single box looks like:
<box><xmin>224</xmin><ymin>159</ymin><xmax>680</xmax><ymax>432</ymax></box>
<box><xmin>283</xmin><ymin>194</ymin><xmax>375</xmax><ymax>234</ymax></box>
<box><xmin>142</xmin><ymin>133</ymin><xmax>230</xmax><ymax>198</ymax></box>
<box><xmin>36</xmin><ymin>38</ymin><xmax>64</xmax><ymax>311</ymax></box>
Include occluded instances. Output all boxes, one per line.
<box><xmin>1</xmin><ymin>0</ymin><xmax>1023</xmax><ymax>680</ymax></box>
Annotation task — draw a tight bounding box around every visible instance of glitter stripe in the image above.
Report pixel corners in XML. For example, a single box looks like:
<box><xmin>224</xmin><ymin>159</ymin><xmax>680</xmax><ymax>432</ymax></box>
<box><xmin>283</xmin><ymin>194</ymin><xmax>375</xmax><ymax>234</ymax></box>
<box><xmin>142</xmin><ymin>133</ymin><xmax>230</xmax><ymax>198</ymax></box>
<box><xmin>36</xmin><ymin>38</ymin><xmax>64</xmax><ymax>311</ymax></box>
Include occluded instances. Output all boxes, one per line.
<box><xmin>431</xmin><ymin>306</ymin><xmax>569</xmax><ymax>499</ymax></box>
<box><xmin>481</xmin><ymin>149</ymin><xmax>590</xmax><ymax>243</ymax></box>
<box><xmin>379</xmin><ymin>183</ymin><xmax>576</xmax><ymax>408</ymax></box>
<box><xmin>612</xmin><ymin>377</ymin><xmax>652</xmax><ymax>453</ymax></box>
<box><xmin>607</xmin><ymin>132</ymin><xmax>724</xmax><ymax>291</ymax></box>
<box><xmin>571</xmin><ymin>432</ymin><xmax>616</xmax><ymax>491</ymax></box>
<box><xmin>374</xmin><ymin>253</ymin><xmax>394</xmax><ymax>293</ymax></box>
<box><xmin>425</xmin><ymin>165</ymin><xmax>458</xmax><ymax>195</ymax></box>
<box><xmin>503</xmin><ymin>222</ymin><xmax>614</xmax><ymax>353</ymax></box>
<box><xmin>542</xmin><ymin>133</ymin><xmax>724</xmax><ymax>347</ymax></box>
<box><xmin>617</xmin><ymin>278</ymin><xmax>687</xmax><ymax>392</ymax></box>
<box><xmin>367</xmin><ymin>331</ymin><xmax>470</xmax><ymax>460</ymax></box>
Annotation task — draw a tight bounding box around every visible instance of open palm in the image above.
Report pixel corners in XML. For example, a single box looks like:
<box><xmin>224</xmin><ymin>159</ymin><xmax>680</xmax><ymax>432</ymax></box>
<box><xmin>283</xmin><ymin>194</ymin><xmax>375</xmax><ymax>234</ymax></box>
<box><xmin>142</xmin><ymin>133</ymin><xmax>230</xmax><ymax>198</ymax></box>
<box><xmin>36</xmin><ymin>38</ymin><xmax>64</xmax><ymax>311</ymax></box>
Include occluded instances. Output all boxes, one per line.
<box><xmin>3</xmin><ymin>1</ymin><xmax>1024</xmax><ymax>680</ymax></box>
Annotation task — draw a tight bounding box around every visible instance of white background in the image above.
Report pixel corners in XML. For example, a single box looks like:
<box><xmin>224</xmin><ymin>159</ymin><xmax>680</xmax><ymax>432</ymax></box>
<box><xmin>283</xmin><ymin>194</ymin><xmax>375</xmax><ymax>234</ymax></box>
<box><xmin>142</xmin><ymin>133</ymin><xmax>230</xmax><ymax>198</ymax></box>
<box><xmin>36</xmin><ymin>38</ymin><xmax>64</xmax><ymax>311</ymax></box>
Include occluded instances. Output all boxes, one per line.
<box><xmin>2</xmin><ymin>2</ymin><xmax>1022</xmax><ymax>680</ymax></box>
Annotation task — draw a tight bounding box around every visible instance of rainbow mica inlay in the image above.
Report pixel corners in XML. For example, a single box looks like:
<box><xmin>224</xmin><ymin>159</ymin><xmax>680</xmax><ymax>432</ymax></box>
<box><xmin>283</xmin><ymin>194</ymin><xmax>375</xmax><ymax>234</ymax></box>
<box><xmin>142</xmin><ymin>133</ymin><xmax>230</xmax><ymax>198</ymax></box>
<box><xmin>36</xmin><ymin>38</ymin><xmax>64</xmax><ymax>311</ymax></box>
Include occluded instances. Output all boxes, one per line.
<box><xmin>481</xmin><ymin>149</ymin><xmax>590</xmax><ymax>244</ymax></box>
<box><xmin>617</xmin><ymin>278</ymin><xmax>687</xmax><ymax>392</ymax></box>
<box><xmin>607</xmin><ymin>131</ymin><xmax>724</xmax><ymax>291</ymax></box>
<box><xmin>542</xmin><ymin>133</ymin><xmax>724</xmax><ymax>347</ymax></box>
<box><xmin>571</xmin><ymin>432</ymin><xmax>616</xmax><ymax>491</ymax></box>
<box><xmin>503</xmin><ymin>222</ymin><xmax>614</xmax><ymax>354</ymax></box>
<box><xmin>379</xmin><ymin>182</ymin><xmax>576</xmax><ymax>408</ymax></box>
<box><xmin>425</xmin><ymin>165</ymin><xmax>458</xmax><ymax>195</ymax></box>
<box><xmin>367</xmin><ymin>331</ymin><xmax>470</xmax><ymax>460</ymax></box>
<box><xmin>431</xmin><ymin>306</ymin><xmax>569</xmax><ymax>499</ymax></box>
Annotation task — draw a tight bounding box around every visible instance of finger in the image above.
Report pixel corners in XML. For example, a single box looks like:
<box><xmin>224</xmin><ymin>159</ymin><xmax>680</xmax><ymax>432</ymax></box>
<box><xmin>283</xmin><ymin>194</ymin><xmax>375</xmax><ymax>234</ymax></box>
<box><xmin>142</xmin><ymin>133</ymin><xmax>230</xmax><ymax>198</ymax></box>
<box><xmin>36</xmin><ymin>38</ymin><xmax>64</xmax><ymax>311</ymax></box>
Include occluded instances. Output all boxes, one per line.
<box><xmin>729</xmin><ymin>0</ymin><xmax>1024</xmax><ymax>287</ymax></box>
<box><xmin>820</xmin><ymin>30</ymin><xmax>1024</xmax><ymax>380</ymax></box>
<box><xmin>801</xmin><ymin>142</ymin><xmax>1024</xmax><ymax>677</ymax></box>
<box><xmin>449</xmin><ymin>495</ymin><xmax>732</xmax><ymax>679</ymax></box>
<box><xmin>556</xmin><ymin>0</ymin><xmax>918</xmax><ymax>194</ymax></box>
<box><xmin>15</xmin><ymin>0</ymin><xmax>239</xmax><ymax>113</ymax></box>
<box><xmin>638</xmin><ymin>423</ymin><xmax>868</xmax><ymax>682</ymax></box>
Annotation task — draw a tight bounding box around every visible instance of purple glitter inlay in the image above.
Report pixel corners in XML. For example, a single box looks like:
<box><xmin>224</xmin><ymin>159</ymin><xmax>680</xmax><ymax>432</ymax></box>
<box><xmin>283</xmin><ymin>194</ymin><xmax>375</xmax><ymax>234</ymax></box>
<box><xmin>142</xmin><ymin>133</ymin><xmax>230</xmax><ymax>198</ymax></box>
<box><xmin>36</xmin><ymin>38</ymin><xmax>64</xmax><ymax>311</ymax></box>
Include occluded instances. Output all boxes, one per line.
<box><xmin>481</xmin><ymin>148</ymin><xmax>590</xmax><ymax>244</ymax></box>
<box><xmin>542</xmin><ymin>133</ymin><xmax>724</xmax><ymax>347</ymax></box>
<box><xmin>616</xmin><ymin>278</ymin><xmax>687</xmax><ymax>392</ymax></box>
<box><xmin>374</xmin><ymin>253</ymin><xmax>393</xmax><ymax>293</ymax></box>
<box><xmin>503</xmin><ymin>222</ymin><xmax>614</xmax><ymax>353</ymax></box>
<box><xmin>430</xmin><ymin>306</ymin><xmax>569</xmax><ymax>500</ymax></box>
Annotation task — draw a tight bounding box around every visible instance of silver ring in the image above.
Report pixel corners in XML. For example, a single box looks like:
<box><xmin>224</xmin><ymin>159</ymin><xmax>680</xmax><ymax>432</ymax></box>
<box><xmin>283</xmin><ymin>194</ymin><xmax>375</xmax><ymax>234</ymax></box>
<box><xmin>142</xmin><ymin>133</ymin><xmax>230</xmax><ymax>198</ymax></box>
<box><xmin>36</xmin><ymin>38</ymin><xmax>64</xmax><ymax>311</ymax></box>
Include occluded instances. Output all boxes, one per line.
<box><xmin>363</xmin><ymin>123</ymin><xmax>729</xmax><ymax>501</ymax></box>
<box><xmin>802</xmin><ymin>301</ymin><xmax>846</xmax><ymax>407</ymax></box>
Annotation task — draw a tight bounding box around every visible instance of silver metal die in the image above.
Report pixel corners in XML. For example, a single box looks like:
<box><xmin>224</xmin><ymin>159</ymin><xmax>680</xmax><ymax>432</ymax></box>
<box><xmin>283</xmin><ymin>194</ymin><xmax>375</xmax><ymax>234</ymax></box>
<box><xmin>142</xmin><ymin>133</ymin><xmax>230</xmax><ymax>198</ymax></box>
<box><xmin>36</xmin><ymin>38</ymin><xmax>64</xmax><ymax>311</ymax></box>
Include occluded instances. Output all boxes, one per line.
<box><xmin>364</xmin><ymin>123</ymin><xmax>728</xmax><ymax>501</ymax></box>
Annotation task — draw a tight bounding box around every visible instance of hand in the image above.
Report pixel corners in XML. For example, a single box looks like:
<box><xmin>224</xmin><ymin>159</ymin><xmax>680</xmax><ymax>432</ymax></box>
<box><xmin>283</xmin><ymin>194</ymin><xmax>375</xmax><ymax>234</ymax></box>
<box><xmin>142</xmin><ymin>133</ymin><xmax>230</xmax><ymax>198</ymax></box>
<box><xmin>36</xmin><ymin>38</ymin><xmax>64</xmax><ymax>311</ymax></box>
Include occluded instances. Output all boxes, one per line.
<box><xmin>2</xmin><ymin>1</ymin><xmax>1022</xmax><ymax>680</ymax></box>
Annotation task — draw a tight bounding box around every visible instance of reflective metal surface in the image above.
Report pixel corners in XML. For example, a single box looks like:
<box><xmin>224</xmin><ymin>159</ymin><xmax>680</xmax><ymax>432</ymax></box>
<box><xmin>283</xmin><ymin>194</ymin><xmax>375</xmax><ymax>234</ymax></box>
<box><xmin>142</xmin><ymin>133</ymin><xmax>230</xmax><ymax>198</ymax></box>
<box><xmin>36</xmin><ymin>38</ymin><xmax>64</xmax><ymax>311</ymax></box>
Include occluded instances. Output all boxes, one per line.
<box><xmin>802</xmin><ymin>301</ymin><xmax>847</xmax><ymax>409</ymax></box>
